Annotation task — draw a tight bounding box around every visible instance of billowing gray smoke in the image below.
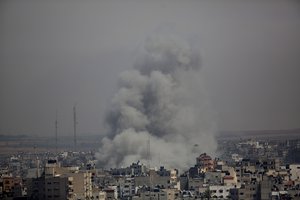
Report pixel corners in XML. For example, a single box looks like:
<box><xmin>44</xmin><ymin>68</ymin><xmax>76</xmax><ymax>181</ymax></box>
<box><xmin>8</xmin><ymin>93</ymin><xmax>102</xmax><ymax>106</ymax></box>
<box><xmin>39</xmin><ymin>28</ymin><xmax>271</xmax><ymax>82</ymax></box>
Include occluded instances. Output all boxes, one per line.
<box><xmin>96</xmin><ymin>35</ymin><xmax>217</xmax><ymax>170</ymax></box>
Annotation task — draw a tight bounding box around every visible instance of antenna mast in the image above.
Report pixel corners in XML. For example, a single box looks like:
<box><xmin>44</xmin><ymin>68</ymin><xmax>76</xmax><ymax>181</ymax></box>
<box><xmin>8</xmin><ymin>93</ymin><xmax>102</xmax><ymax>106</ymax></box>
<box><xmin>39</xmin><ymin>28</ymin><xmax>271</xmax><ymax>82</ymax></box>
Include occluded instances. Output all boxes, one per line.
<box><xmin>147</xmin><ymin>137</ymin><xmax>151</xmax><ymax>169</ymax></box>
<box><xmin>73</xmin><ymin>105</ymin><xmax>77</xmax><ymax>152</ymax></box>
<box><xmin>55</xmin><ymin>110</ymin><xmax>58</xmax><ymax>154</ymax></box>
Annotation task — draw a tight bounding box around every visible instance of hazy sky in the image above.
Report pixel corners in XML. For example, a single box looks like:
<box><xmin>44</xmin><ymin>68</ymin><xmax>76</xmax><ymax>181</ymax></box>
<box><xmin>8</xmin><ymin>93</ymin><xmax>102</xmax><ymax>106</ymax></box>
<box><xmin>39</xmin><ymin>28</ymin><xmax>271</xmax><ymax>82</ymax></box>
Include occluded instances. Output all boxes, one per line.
<box><xmin>1</xmin><ymin>0</ymin><xmax>300</xmax><ymax>137</ymax></box>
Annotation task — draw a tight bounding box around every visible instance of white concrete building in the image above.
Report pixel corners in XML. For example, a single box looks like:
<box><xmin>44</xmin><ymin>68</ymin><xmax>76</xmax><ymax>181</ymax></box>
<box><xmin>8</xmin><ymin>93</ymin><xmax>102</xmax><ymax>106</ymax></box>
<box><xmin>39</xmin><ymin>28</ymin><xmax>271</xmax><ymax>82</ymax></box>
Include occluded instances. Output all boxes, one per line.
<box><xmin>209</xmin><ymin>185</ymin><xmax>233</xmax><ymax>199</ymax></box>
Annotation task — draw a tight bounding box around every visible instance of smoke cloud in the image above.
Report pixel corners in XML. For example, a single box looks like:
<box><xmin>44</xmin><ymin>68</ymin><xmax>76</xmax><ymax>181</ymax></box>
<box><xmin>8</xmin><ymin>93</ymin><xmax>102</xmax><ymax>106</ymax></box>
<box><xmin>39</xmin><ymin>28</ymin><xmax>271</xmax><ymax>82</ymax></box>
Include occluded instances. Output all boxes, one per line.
<box><xmin>96</xmin><ymin>35</ymin><xmax>217</xmax><ymax>170</ymax></box>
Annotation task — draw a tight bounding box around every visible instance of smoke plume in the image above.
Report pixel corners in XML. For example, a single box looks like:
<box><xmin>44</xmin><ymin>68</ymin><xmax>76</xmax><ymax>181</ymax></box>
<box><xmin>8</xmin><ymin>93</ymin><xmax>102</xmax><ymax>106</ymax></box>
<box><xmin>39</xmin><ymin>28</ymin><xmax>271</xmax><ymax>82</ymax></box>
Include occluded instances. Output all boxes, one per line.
<box><xmin>96</xmin><ymin>35</ymin><xmax>217</xmax><ymax>170</ymax></box>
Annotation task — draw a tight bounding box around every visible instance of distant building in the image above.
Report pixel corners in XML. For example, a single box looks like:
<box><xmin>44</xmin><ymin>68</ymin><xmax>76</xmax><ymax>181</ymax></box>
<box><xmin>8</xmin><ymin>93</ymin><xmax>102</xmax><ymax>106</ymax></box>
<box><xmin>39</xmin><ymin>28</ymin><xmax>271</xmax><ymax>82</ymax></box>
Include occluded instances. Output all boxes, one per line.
<box><xmin>1</xmin><ymin>176</ymin><xmax>23</xmax><ymax>199</ymax></box>
<box><xmin>27</xmin><ymin>159</ymin><xmax>92</xmax><ymax>200</ymax></box>
<box><xmin>196</xmin><ymin>153</ymin><xmax>214</xmax><ymax>172</ymax></box>
<box><xmin>134</xmin><ymin>187</ymin><xmax>168</xmax><ymax>200</ymax></box>
<box><xmin>289</xmin><ymin>164</ymin><xmax>300</xmax><ymax>181</ymax></box>
<box><xmin>209</xmin><ymin>185</ymin><xmax>233</xmax><ymax>199</ymax></box>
